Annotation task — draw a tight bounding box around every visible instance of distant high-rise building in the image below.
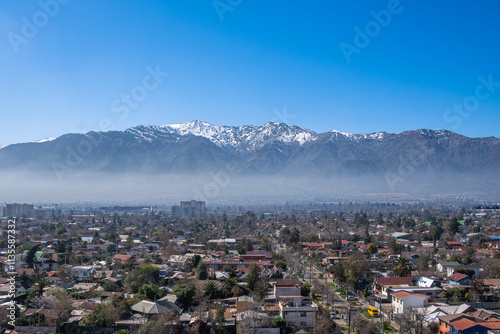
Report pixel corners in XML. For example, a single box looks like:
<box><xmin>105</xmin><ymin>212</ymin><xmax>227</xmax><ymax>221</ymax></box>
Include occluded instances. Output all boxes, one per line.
<box><xmin>172</xmin><ymin>200</ymin><xmax>206</xmax><ymax>217</ymax></box>
<box><xmin>5</xmin><ymin>203</ymin><xmax>34</xmax><ymax>218</ymax></box>
<box><xmin>34</xmin><ymin>207</ymin><xmax>62</xmax><ymax>219</ymax></box>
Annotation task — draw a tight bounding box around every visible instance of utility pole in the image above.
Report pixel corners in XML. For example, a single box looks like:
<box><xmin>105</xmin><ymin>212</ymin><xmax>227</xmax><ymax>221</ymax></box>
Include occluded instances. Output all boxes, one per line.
<box><xmin>380</xmin><ymin>296</ymin><xmax>384</xmax><ymax>334</ymax></box>
<box><xmin>309</xmin><ymin>257</ymin><xmax>312</xmax><ymax>286</ymax></box>
<box><xmin>347</xmin><ymin>303</ymin><xmax>351</xmax><ymax>334</ymax></box>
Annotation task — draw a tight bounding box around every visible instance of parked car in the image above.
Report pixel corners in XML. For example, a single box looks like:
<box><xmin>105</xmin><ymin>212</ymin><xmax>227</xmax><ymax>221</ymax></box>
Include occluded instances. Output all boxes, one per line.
<box><xmin>368</xmin><ymin>306</ymin><xmax>379</xmax><ymax>317</ymax></box>
<box><xmin>330</xmin><ymin>312</ymin><xmax>338</xmax><ymax>319</ymax></box>
<box><xmin>347</xmin><ymin>296</ymin><xmax>358</xmax><ymax>301</ymax></box>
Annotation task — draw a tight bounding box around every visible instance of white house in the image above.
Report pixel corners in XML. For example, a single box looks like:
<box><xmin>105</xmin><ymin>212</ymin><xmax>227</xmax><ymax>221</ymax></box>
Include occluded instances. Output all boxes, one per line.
<box><xmin>279</xmin><ymin>296</ymin><xmax>319</xmax><ymax>328</ymax></box>
<box><xmin>34</xmin><ymin>258</ymin><xmax>58</xmax><ymax>271</ymax></box>
<box><xmin>70</xmin><ymin>266</ymin><xmax>96</xmax><ymax>282</ymax></box>
<box><xmin>436</xmin><ymin>261</ymin><xmax>460</xmax><ymax>274</ymax></box>
<box><xmin>4</xmin><ymin>261</ymin><xmax>29</xmax><ymax>272</ymax></box>
<box><xmin>416</xmin><ymin>276</ymin><xmax>441</xmax><ymax>288</ymax></box>
<box><xmin>391</xmin><ymin>291</ymin><xmax>430</xmax><ymax>315</ymax></box>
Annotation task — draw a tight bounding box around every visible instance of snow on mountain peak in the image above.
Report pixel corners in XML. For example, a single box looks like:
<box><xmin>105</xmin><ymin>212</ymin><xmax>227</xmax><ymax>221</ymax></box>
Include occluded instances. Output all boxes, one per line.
<box><xmin>329</xmin><ymin>129</ymin><xmax>388</xmax><ymax>141</ymax></box>
<box><xmin>35</xmin><ymin>138</ymin><xmax>56</xmax><ymax>143</ymax></box>
<box><xmin>155</xmin><ymin>120</ymin><xmax>316</xmax><ymax>149</ymax></box>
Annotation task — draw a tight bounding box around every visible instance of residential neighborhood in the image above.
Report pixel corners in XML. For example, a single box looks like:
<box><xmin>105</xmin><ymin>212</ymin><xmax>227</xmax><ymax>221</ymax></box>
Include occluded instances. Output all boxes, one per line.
<box><xmin>0</xmin><ymin>202</ymin><xmax>500</xmax><ymax>333</ymax></box>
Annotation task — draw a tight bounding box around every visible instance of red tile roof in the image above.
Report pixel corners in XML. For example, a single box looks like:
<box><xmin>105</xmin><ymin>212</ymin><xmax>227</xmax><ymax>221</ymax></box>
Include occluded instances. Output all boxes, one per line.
<box><xmin>450</xmin><ymin>318</ymin><xmax>481</xmax><ymax>331</ymax></box>
<box><xmin>483</xmin><ymin>322</ymin><xmax>500</xmax><ymax>330</ymax></box>
<box><xmin>392</xmin><ymin>291</ymin><xmax>430</xmax><ymax>299</ymax></box>
<box><xmin>448</xmin><ymin>273</ymin><xmax>469</xmax><ymax>281</ymax></box>
<box><xmin>446</xmin><ymin>241</ymin><xmax>463</xmax><ymax>246</ymax></box>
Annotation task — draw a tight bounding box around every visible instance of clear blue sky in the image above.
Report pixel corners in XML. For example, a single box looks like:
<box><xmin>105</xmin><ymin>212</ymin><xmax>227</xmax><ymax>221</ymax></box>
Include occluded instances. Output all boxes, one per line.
<box><xmin>1</xmin><ymin>1</ymin><xmax>499</xmax><ymax>146</ymax></box>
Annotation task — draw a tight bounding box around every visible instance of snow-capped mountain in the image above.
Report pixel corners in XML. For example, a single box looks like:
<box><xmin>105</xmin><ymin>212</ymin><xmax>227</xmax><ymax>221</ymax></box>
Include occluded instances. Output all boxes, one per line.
<box><xmin>0</xmin><ymin>121</ymin><xmax>499</xmax><ymax>196</ymax></box>
<box><xmin>125</xmin><ymin>120</ymin><xmax>317</xmax><ymax>150</ymax></box>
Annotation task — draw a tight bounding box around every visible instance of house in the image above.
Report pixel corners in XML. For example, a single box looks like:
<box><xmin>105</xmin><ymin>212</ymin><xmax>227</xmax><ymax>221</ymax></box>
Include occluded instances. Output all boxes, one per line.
<box><xmin>4</xmin><ymin>261</ymin><xmax>29</xmax><ymax>272</ymax></box>
<box><xmin>80</xmin><ymin>236</ymin><xmax>95</xmax><ymax>244</ymax></box>
<box><xmin>373</xmin><ymin>277</ymin><xmax>413</xmax><ymax>293</ymax></box>
<box><xmin>274</xmin><ymin>279</ymin><xmax>301</xmax><ymax>299</ymax></box>
<box><xmin>437</xmin><ymin>261</ymin><xmax>461</xmax><ymax>274</ymax></box>
<box><xmin>47</xmin><ymin>271</ymin><xmax>70</xmax><ymax>288</ymax></box>
<box><xmin>278</xmin><ymin>296</ymin><xmax>319</xmax><ymax>328</ymax></box>
<box><xmin>323</xmin><ymin>257</ymin><xmax>347</xmax><ymax>266</ymax></box>
<box><xmin>448</xmin><ymin>273</ymin><xmax>472</xmax><ymax>286</ymax></box>
<box><xmin>236</xmin><ymin>295</ymin><xmax>254</xmax><ymax>313</ymax></box>
<box><xmin>389</xmin><ymin>232</ymin><xmax>413</xmax><ymax>240</ymax></box>
<box><xmin>391</xmin><ymin>291</ymin><xmax>430</xmax><ymax>315</ymax></box>
<box><xmin>438</xmin><ymin>262</ymin><xmax>481</xmax><ymax>277</ymax></box>
<box><xmin>481</xmin><ymin>278</ymin><xmax>500</xmax><ymax>290</ymax></box>
<box><xmin>87</xmin><ymin>244</ymin><xmax>108</xmax><ymax>252</ymax></box>
<box><xmin>438</xmin><ymin>314</ymin><xmax>500</xmax><ymax>334</ymax></box>
<box><xmin>70</xmin><ymin>266</ymin><xmax>96</xmax><ymax>282</ymax></box>
<box><xmin>401</xmin><ymin>252</ymin><xmax>421</xmax><ymax>264</ymax></box>
<box><xmin>34</xmin><ymin>258</ymin><xmax>58</xmax><ymax>271</ymax></box>
<box><xmin>15</xmin><ymin>268</ymin><xmax>35</xmax><ymax>276</ymax></box>
<box><xmin>446</xmin><ymin>241</ymin><xmax>464</xmax><ymax>248</ymax></box>
<box><xmin>239</xmin><ymin>251</ymin><xmax>272</xmax><ymax>262</ymax></box>
<box><xmin>168</xmin><ymin>255</ymin><xmax>193</xmax><ymax>271</ymax></box>
<box><xmin>113</xmin><ymin>254</ymin><xmax>135</xmax><ymax>264</ymax></box>
<box><xmin>416</xmin><ymin>276</ymin><xmax>441</xmax><ymax>288</ymax></box>
<box><xmin>72</xmin><ymin>283</ymin><xmax>99</xmax><ymax>293</ymax></box>
<box><xmin>15</xmin><ymin>281</ymin><xmax>31</xmax><ymax>294</ymax></box>
<box><xmin>388</xmin><ymin>286</ymin><xmax>442</xmax><ymax>299</ymax></box>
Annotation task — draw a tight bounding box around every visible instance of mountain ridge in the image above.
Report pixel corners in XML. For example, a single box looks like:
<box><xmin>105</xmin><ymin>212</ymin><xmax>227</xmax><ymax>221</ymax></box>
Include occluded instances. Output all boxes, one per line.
<box><xmin>0</xmin><ymin>120</ymin><xmax>499</xmax><ymax>198</ymax></box>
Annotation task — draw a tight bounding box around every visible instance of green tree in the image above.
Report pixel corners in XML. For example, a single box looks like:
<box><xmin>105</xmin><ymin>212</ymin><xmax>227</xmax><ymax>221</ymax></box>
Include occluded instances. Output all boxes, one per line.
<box><xmin>246</xmin><ymin>263</ymin><xmax>261</xmax><ymax>290</ymax></box>
<box><xmin>447</xmin><ymin>217</ymin><xmax>460</xmax><ymax>236</ymax></box>
<box><xmin>429</xmin><ymin>225</ymin><xmax>444</xmax><ymax>248</ymax></box>
<box><xmin>301</xmin><ymin>282</ymin><xmax>311</xmax><ymax>297</ymax></box>
<box><xmin>204</xmin><ymin>281</ymin><xmax>219</xmax><ymax>299</ymax></box>
<box><xmin>330</xmin><ymin>262</ymin><xmax>346</xmax><ymax>283</ymax></box>
<box><xmin>173</xmin><ymin>286</ymin><xmax>195</xmax><ymax>309</ymax></box>
<box><xmin>192</xmin><ymin>255</ymin><xmax>202</xmax><ymax>269</ymax></box>
<box><xmin>212</xmin><ymin>303</ymin><xmax>227</xmax><ymax>334</ymax></box>
<box><xmin>289</xmin><ymin>228</ymin><xmax>301</xmax><ymax>244</ymax></box>
<box><xmin>138</xmin><ymin>320</ymin><xmax>164</xmax><ymax>334</ymax></box>
<box><xmin>34</xmin><ymin>275</ymin><xmax>50</xmax><ymax>297</ymax></box>
<box><xmin>123</xmin><ymin>263</ymin><xmax>159</xmax><ymax>293</ymax></box>
<box><xmin>344</xmin><ymin>253</ymin><xmax>370</xmax><ymax>289</ymax></box>
<box><xmin>393</xmin><ymin>257</ymin><xmax>412</xmax><ymax>277</ymax></box>
<box><xmin>252</xmin><ymin>281</ymin><xmax>268</xmax><ymax>301</ymax></box>
<box><xmin>26</xmin><ymin>244</ymin><xmax>42</xmax><ymax>268</ymax></box>
<box><xmin>196</xmin><ymin>261</ymin><xmax>209</xmax><ymax>280</ymax></box>
<box><xmin>273</xmin><ymin>316</ymin><xmax>286</xmax><ymax>330</ymax></box>
<box><xmin>138</xmin><ymin>283</ymin><xmax>163</xmax><ymax>300</ymax></box>
<box><xmin>366</xmin><ymin>243</ymin><xmax>378</xmax><ymax>256</ymax></box>
<box><xmin>221</xmin><ymin>277</ymin><xmax>238</xmax><ymax>297</ymax></box>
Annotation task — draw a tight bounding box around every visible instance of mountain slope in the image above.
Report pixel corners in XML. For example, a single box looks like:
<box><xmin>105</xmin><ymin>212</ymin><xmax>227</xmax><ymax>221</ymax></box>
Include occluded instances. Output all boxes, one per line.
<box><xmin>0</xmin><ymin>121</ymin><xmax>499</xmax><ymax>198</ymax></box>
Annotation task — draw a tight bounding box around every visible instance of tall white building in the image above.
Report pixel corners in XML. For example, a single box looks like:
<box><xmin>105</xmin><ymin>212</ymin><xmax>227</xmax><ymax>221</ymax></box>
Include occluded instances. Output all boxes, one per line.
<box><xmin>172</xmin><ymin>200</ymin><xmax>206</xmax><ymax>217</ymax></box>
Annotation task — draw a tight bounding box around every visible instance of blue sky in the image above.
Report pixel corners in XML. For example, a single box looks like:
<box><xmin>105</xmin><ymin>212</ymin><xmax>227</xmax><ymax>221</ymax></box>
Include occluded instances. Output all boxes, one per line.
<box><xmin>1</xmin><ymin>0</ymin><xmax>499</xmax><ymax>146</ymax></box>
